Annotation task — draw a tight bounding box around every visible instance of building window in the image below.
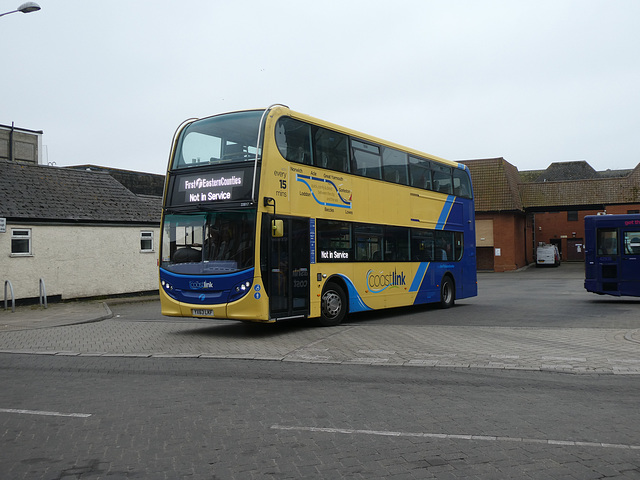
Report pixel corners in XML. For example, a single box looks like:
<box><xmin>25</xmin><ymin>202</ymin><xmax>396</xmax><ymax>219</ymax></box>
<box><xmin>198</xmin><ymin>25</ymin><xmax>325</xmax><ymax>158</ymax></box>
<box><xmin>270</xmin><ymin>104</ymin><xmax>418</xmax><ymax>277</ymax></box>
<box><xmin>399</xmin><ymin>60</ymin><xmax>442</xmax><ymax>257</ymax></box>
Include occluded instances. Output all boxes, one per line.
<box><xmin>627</xmin><ymin>210</ymin><xmax>639</xmax><ymax>214</ymax></box>
<box><xmin>140</xmin><ymin>231</ymin><xmax>154</xmax><ymax>252</ymax></box>
<box><xmin>11</xmin><ymin>228</ymin><xmax>32</xmax><ymax>256</ymax></box>
<box><xmin>567</xmin><ymin>211</ymin><xmax>578</xmax><ymax>221</ymax></box>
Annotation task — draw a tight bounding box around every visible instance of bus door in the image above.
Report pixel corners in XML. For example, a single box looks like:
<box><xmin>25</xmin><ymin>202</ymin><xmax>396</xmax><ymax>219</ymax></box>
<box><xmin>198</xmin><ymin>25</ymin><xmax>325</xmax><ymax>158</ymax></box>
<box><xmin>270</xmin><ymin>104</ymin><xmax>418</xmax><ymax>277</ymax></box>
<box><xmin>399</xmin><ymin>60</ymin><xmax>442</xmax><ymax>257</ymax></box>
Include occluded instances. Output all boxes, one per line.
<box><xmin>595</xmin><ymin>227</ymin><xmax>620</xmax><ymax>293</ymax></box>
<box><xmin>621</xmin><ymin>228</ymin><xmax>640</xmax><ymax>295</ymax></box>
<box><xmin>267</xmin><ymin>217</ymin><xmax>310</xmax><ymax>319</ymax></box>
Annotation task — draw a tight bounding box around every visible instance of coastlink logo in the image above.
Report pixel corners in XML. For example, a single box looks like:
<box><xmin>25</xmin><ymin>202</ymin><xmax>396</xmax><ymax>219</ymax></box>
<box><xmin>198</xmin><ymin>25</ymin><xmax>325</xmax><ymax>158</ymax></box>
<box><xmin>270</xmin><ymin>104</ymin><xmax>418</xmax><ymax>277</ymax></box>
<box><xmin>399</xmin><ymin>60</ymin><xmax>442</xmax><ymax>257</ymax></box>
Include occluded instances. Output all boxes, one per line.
<box><xmin>366</xmin><ymin>269</ymin><xmax>406</xmax><ymax>293</ymax></box>
<box><xmin>189</xmin><ymin>280</ymin><xmax>214</xmax><ymax>290</ymax></box>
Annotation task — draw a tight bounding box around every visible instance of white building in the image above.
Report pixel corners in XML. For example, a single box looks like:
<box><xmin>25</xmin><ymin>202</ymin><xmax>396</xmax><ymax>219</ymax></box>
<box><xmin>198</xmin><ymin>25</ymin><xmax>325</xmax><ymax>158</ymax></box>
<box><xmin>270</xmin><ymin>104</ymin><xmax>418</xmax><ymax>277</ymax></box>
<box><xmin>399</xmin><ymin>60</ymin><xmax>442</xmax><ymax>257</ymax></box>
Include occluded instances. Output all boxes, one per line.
<box><xmin>1</xmin><ymin>159</ymin><xmax>163</xmax><ymax>303</ymax></box>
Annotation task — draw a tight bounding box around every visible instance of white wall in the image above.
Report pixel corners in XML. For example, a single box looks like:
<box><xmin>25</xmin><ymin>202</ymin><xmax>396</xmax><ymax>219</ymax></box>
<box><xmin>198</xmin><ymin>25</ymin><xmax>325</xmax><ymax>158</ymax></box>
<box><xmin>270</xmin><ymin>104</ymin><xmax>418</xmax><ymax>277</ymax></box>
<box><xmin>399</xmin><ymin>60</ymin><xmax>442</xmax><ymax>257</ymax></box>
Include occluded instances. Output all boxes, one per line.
<box><xmin>1</xmin><ymin>224</ymin><xmax>159</xmax><ymax>300</ymax></box>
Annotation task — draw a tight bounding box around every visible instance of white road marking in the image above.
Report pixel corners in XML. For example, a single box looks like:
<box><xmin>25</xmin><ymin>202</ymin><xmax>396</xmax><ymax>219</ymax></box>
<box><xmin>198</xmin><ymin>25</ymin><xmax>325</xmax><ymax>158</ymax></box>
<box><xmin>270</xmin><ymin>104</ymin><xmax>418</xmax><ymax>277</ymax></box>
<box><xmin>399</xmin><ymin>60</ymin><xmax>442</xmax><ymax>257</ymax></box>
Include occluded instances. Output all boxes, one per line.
<box><xmin>0</xmin><ymin>408</ymin><xmax>91</xmax><ymax>418</ymax></box>
<box><xmin>271</xmin><ymin>425</ymin><xmax>640</xmax><ymax>450</ymax></box>
<box><xmin>357</xmin><ymin>350</ymin><xmax>396</xmax><ymax>355</ymax></box>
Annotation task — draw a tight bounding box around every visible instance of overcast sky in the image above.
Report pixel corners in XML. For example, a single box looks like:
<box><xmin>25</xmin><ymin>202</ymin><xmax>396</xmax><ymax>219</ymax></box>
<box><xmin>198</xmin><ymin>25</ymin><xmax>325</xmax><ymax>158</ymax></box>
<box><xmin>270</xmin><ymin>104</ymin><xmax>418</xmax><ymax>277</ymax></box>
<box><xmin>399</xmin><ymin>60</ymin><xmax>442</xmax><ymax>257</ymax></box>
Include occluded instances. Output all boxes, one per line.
<box><xmin>3</xmin><ymin>0</ymin><xmax>639</xmax><ymax>175</ymax></box>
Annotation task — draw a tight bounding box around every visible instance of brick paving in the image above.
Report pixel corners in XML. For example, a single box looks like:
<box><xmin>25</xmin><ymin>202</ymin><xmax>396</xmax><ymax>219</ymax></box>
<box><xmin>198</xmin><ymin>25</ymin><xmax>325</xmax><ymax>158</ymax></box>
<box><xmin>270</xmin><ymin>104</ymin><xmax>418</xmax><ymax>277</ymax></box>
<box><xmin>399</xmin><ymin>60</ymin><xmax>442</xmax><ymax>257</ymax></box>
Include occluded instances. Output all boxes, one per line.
<box><xmin>0</xmin><ymin>299</ymin><xmax>639</xmax><ymax>374</ymax></box>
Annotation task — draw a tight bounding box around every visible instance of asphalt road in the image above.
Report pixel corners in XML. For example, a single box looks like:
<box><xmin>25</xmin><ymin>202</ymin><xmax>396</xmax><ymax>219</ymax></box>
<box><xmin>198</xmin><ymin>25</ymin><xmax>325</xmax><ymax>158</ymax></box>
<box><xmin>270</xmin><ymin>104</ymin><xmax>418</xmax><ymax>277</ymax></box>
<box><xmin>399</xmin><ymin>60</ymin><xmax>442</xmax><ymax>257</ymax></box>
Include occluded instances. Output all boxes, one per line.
<box><xmin>1</xmin><ymin>354</ymin><xmax>639</xmax><ymax>480</ymax></box>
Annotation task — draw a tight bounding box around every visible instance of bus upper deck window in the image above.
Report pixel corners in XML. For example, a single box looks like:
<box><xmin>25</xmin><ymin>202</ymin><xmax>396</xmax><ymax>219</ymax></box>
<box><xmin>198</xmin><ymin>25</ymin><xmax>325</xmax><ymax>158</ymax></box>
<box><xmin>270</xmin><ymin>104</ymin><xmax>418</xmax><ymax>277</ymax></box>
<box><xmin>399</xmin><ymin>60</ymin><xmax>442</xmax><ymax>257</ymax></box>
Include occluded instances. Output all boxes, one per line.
<box><xmin>409</xmin><ymin>157</ymin><xmax>432</xmax><ymax>190</ymax></box>
<box><xmin>314</xmin><ymin>127</ymin><xmax>350</xmax><ymax>173</ymax></box>
<box><xmin>174</xmin><ymin>110</ymin><xmax>263</xmax><ymax>169</ymax></box>
<box><xmin>453</xmin><ymin>168</ymin><xmax>472</xmax><ymax>198</ymax></box>
<box><xmin>432</xmin><ymin>164</ymin><xmax>453</xmax><ymax>194</ymax></box>
<box><xmin>382</xmin><ymin>148</ymin><xmax>409</xmax><ymax>185</ymax></box>
<box><xmin>275</xmin><ymin>117</ymin><xmax>313</xmax><ymax>165</ymax></box>
<box><xmin>351</xmin><ymin>140</ymin><xmax>382</xmax><ymax>180</ymax></box>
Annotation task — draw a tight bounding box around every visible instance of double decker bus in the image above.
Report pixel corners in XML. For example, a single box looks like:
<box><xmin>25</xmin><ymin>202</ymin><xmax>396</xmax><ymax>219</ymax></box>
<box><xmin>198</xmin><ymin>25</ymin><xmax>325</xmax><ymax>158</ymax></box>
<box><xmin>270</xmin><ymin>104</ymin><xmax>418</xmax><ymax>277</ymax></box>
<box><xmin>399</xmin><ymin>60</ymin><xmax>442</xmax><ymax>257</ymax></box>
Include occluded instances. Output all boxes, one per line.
<box><xmin>584</xmin><ymin>214</ymin><xmax>640</xmax><ymax>297</ymax></box>
<box><xmin>159</xmin><ymin>105</ymin><xmax>477</xmax><ymax>326</ymax></box>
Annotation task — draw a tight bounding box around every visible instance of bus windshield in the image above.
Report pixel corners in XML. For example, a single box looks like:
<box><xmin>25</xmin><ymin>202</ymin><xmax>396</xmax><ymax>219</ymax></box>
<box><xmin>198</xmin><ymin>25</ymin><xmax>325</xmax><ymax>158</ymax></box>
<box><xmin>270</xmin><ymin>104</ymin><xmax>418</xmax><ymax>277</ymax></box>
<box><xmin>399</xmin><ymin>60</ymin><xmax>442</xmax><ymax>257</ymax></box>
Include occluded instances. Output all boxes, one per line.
<box><xmin>172</xmin><ymin>110</ymin><xmax>264</xmax><ymax>170</ymax></box>
<box><xmin>161</xmin><ymin>210</ymin><xmax>255</xmax><ymax>274</ymax></box>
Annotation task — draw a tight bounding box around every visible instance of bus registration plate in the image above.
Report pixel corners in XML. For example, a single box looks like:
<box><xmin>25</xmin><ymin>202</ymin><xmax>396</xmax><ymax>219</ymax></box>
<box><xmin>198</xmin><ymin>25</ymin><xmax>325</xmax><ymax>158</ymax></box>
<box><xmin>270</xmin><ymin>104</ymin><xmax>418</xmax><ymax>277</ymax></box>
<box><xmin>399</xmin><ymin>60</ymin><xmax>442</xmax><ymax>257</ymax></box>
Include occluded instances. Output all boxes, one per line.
<box><xmin>192</xmin><ymin>309</ymin><xmax>214</xmax><ymax>317</ymax></box>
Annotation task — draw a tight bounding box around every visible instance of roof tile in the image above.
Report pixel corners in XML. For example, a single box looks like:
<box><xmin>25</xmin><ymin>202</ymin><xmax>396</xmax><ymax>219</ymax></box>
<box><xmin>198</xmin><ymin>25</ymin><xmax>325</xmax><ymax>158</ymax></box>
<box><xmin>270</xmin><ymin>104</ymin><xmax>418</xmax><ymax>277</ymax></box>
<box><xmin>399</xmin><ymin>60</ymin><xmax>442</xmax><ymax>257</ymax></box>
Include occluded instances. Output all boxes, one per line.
<box><xmin>460</xmin><ymin>158</ymin><xmax>640</xmax><ymax>212</ymax></box>
<box><xmin>0</xmin><ymin>160</ymin><xmax>161</xmax><ymax>223</ymax></box>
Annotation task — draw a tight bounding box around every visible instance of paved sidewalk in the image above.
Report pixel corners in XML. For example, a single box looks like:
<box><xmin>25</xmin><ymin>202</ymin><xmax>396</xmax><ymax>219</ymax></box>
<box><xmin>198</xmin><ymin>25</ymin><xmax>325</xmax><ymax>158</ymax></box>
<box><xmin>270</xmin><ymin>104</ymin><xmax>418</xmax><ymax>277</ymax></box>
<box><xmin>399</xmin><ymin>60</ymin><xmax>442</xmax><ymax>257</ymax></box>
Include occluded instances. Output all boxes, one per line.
<box><xmin>0</xmin><ymin>299</ymin><xmax>112</xmax><ymax>331</ymax></box>
<box><xmin>1</xmin><ymin>297</ymin><xmax>639</xmax><ymax>375</ymax></box>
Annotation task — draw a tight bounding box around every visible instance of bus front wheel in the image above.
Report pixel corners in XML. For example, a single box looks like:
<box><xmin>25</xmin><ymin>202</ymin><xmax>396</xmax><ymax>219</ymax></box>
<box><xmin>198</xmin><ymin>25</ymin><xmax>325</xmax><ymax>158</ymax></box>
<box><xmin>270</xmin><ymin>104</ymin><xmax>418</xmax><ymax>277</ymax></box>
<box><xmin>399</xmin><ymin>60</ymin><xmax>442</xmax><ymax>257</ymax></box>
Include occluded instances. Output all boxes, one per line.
<box><xmin>440</xmin><ymin>276</ymin><xmax>455</xmax><ymax>309</ymax></box>
<box><xmin>320</xmin><ymin>282</ymin><xmax>347</xmax><ymax>326</ymax></box>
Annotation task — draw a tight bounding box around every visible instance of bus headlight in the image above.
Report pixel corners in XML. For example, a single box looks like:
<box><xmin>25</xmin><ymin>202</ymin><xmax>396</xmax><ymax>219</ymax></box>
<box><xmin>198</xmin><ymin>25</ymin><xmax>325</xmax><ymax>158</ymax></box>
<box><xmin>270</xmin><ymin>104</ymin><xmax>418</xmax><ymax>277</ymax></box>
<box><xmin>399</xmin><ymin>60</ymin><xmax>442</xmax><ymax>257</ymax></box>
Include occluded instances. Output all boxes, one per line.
<box><xmin>230</xmin><ymin>280</ymin><xmax>252</xmax><ymax>301</ymax></box>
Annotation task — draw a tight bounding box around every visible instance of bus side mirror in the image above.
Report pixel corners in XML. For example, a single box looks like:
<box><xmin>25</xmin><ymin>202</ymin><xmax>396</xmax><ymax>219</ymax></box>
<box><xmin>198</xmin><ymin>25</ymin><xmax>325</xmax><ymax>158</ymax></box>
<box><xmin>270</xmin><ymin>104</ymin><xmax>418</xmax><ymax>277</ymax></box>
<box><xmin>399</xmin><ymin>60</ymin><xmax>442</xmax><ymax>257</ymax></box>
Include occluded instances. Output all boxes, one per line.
<box><xmin>272</xmin><ymin>219</ymin><xmax>284</xmax><ymax>238</ymax></box>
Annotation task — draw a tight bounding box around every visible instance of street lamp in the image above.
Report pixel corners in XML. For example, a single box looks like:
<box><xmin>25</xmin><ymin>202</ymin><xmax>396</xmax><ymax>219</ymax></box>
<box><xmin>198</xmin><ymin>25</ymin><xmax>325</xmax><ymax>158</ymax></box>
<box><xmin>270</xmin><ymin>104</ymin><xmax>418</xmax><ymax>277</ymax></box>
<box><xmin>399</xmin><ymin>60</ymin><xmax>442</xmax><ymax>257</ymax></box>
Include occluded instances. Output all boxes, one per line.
<box><xmin>0</xmin><ymin>2</ymin><xmax>41</xmax><ymax>18</ymax></box>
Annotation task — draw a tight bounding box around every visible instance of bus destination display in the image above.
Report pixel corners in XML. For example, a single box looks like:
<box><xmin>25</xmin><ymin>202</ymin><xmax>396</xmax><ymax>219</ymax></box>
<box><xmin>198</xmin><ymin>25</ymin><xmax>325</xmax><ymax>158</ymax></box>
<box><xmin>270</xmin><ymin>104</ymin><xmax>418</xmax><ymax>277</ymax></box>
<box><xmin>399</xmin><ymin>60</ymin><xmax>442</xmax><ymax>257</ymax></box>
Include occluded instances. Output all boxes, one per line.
<box><xmin>169</xmin><ymin>168</ymin><xmax>253</xmax><ymax>206</ymax></box>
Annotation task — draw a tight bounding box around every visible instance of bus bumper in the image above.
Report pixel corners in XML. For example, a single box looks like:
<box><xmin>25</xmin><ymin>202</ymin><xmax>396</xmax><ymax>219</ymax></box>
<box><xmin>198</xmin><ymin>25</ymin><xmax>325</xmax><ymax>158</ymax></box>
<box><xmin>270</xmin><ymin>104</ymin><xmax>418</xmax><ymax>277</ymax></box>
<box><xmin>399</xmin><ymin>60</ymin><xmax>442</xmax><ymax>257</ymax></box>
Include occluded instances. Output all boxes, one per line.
<box><xmin>159</xmin><ymin>284</ymin><xmax>271</xmax><ymax>322</ymax></box>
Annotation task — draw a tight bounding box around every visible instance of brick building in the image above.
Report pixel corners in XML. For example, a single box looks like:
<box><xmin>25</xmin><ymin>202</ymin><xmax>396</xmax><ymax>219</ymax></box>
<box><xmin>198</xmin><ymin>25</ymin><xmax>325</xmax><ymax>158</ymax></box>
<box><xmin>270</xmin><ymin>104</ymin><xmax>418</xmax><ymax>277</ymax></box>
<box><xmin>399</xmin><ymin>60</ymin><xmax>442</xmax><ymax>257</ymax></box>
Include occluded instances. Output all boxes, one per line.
<box><xmin>462</xmin><ymin>158</ymin><xmax>640</xmax><ymax>271</ymax></box>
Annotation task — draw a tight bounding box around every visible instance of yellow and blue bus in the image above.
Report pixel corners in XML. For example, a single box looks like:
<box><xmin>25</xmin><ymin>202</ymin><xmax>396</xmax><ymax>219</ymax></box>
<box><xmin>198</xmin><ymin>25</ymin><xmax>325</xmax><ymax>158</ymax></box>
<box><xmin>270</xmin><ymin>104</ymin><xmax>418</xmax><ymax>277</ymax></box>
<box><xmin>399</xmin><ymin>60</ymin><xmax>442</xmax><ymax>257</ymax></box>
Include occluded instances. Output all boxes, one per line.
<box><xmin>159</xmin><ymin>105</ymin><xmax>477</xmax><ymax>325</ymax></box>
<box><xmin>584</xmin><ymin>214</ymin><xmax>640</xmax><ymax>297</ymax></box>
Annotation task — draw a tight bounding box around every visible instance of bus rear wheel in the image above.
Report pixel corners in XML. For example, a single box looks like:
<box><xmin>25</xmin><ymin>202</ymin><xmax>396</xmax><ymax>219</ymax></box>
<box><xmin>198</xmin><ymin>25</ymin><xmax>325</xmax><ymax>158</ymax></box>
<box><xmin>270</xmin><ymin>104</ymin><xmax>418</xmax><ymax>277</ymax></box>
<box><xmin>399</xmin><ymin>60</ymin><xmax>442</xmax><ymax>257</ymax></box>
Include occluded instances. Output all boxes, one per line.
<box><xmin>440</xmin><ymin>276</ymin><xmax>455</xmax><ymax>309</ymax></box>
<box><xmin>320</xmin><ymin>282</ymin><xmax>347</xmax><ymax>326</ymax></box>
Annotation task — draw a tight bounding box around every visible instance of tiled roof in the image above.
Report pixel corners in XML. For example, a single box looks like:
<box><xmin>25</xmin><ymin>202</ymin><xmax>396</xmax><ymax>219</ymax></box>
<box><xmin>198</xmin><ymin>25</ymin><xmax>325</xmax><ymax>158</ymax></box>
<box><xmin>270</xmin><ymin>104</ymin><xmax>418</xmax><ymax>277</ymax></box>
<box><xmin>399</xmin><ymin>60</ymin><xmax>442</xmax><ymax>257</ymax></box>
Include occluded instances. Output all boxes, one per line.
<box><xmin>460</xmin><ymin>158</ymin><xmax>640</xmax><ymax>212</ymax></box>
<box><xmin>520</xmin><ymin>165</ymin><xmax>640</xmax><ymax>208</ymax></box>
<box><xmin>595</xmin><ymin>168</ymin><xmax>633</xmax><ymax>179</ymax></box>
<box><xmin>460</xmin><ymin>158</ymin><xmax>524</xmax><ymax>212</ymax></box>
<box><xmin>66</xmin><ymin>165</ymin><xmax>165</xmax><ymax>196</ymax></box>
<box><xmin>533</xmin><ymin>161</ymin><xmax>597</xmax><ymax>182</ymax></box>
<box><xmin>0</xmin><ymin>160</ymin><xmax>161</xmax><ymax>223</ymax></box>
<box><xmin>517</xmin><ymin>170</ymin><xmax>543</xmax><ymax>183</ymax></box>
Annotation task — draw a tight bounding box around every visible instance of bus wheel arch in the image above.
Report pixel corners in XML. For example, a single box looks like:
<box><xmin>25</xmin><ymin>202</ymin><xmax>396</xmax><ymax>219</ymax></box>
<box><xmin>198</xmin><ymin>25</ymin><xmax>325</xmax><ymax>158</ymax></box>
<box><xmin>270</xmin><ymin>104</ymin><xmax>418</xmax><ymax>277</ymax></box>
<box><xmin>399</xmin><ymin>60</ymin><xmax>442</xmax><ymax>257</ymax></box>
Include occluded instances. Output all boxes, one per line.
<box><xmin>439</xmin><ymin>274</ymin><xmax>455</xmax><ymax>309</ymax></box>
<box><xmin>319</xmin><ymin>278</ymin><xmax>348</xmax><ymax>326</ymax></box>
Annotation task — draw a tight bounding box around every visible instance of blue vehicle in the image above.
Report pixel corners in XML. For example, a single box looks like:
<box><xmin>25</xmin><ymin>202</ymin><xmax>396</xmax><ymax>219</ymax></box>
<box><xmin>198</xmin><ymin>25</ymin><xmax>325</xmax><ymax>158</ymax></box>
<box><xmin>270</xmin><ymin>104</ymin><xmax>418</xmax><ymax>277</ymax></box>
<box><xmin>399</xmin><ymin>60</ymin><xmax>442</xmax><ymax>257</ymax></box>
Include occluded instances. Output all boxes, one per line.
<box><xmin>584</xmin><ymin>214</ymin><xmax>640</xmax><ymax>297</ymax></box>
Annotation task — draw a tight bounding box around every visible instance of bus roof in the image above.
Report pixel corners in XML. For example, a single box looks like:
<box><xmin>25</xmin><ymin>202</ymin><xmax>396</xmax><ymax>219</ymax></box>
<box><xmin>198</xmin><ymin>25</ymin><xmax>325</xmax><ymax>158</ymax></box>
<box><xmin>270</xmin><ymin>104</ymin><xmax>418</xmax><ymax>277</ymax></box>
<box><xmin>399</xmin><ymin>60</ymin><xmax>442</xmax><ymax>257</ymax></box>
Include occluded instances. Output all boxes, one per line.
<box><xmin>186</xmin><ymin>105</ymin><xmax>465</xmax><ymax>172</ymax></box>
<box><xmin>585</xmin><ymin>213</ymin><xmax>640</xmax><ymax>225</ymax></box>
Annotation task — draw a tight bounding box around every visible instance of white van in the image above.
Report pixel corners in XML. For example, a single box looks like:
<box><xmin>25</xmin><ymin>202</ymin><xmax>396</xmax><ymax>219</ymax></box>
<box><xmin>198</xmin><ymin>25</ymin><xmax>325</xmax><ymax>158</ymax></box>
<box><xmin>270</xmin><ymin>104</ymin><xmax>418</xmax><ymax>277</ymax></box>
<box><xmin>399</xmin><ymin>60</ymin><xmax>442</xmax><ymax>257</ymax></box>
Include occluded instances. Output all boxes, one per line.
<box><xmin>536</xmin><ymin>243</ymin><xmax>560</xmax><ymax>267</ymax></box>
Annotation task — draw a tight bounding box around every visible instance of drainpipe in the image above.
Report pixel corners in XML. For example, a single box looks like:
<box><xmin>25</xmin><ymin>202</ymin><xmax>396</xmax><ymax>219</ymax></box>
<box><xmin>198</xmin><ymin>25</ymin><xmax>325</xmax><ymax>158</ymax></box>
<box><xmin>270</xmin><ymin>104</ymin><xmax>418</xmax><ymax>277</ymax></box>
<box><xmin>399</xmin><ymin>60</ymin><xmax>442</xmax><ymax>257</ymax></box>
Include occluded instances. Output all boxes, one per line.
<box><xmin>9</xmin><ymin>122</ymin><xmax>14</xmax><ymax>162</ymax></box>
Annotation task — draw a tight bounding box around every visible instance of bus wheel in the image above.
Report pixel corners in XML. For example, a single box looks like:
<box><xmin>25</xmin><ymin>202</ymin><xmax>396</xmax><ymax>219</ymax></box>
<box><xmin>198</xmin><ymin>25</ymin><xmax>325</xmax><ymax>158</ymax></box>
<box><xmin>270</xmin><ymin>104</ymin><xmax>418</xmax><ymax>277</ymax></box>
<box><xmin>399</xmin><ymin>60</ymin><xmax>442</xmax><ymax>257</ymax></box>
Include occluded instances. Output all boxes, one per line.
<box><xmin>440</xmin><ymin>276</ymin><xmax>455</xmax><ymax>309</ymax></box>
<box><xmin>320</xmin><ymin>282</ymin><xmax>347</xmax><ymax>326</ymax></box>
